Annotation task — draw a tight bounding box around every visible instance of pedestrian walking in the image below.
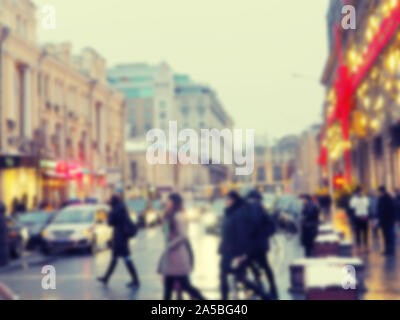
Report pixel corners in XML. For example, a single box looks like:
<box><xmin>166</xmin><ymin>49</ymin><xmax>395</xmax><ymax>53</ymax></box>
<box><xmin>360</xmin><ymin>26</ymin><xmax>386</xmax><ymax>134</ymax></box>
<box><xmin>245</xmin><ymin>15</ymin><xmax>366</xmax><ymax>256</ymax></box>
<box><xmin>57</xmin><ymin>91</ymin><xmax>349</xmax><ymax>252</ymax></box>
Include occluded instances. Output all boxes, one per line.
<box><xmin>0</xmin><ymin>202</ymin><xmax>8</xmax><ymax>267</ymax></box>
<box><xmin>219</xmin><ymin>191</ymin><xmax>269</xmax><ymax>300</ymax></box>
<box><xmin>246</xmin><ymin>190</ymin><xmax>278</xmax><ymax>299</ymax></box>
<box><xmin>11</xmin><ymin>198</ymin><xmax>19</xmax><ymax>218</ymax></box>
<box><xmin>377</xmin><ymin>186</ymin><xmax>396</xmax><ymax>256</ymax></box>
<box><xmin>158</xmin><ymin>193</ymin><xmax>204</xmax><ymax>300</ymax></box>
<box><xmin>318</xmin><ymin>194</ymin><xmax>332</xmax><ymax>222</ymax></box>
<box><xmin>300</xmin><ymin>195</ymin><xmax>320</xmax><ymax>257</ymax></box>
<box><xmin>350</xmin><ymin>187</ymin><xmax>370</xmax><ymax>250</ymax></box>
<box><xmin>369</xmin><ymin>190</ymin><xmax>380</xmax><ymax>246</ymax></box>
<box><xmin>97</xmin><ymin>194</ymin><xmax>140</xmax><ymax>288</ymax></box>
<box><xmin>17</xmin><ymin>194</ymin><xmax>27</xmax><ymax>214</ymax></box>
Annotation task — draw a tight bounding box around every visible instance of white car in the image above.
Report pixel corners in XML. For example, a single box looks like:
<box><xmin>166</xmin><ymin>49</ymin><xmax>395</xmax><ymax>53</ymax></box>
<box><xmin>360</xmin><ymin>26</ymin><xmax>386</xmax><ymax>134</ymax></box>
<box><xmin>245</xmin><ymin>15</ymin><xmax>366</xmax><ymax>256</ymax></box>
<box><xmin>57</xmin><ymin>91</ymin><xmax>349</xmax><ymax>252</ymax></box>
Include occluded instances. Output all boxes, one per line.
<box><xmin>41</xmin><ymin>204</ymin><xmax>112</xmax><ymax>255</ymax></box>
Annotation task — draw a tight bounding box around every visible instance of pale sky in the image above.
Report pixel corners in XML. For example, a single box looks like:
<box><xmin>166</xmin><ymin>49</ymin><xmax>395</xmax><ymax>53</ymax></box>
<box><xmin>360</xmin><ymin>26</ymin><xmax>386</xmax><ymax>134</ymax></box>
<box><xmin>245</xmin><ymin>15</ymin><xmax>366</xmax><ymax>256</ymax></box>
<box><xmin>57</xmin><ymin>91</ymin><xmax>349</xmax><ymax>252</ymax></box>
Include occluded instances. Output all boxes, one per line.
<box><xmin>33</xmin><ymin>0</ymin><xmax>329</xmax><ymax>140</ymax></box>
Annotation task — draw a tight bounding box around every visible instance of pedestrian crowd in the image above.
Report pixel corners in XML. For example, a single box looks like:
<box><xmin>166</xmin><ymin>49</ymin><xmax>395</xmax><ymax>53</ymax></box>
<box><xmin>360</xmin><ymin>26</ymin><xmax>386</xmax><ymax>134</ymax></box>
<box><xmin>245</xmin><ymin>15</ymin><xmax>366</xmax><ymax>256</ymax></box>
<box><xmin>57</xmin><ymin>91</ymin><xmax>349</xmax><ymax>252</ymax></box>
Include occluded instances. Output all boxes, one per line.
<box><xmin>344</xmin><ymin>186</ymin><xmax>399</xmax><ymax>256</ymax></box>
<box><xmin>97</xmin><ymin>190</ymin><xmax>279</xmax><ymax>300</ymax></box>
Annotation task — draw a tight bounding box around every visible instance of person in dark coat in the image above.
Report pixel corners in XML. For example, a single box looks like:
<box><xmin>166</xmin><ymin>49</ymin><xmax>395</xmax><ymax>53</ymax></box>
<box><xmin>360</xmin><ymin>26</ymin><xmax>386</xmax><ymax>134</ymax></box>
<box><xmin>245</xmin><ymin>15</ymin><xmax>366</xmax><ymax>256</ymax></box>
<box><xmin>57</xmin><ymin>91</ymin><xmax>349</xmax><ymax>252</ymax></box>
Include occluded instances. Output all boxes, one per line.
<box><xmin>17</xmin><ymin>194</ymin><xmax>27</xmax><ymax>213</ymax></box>
<box><xmin>0</xmin><ymin>202</ymin><xmax>8</xmax><ymax>267</ymax></box>
<box><xmin>300</xmin><ymin>195</ymin><xmax>320</xmax><ymax>257</ymax></box>
<box><xmin>394</xmin><ymin>189</ymin><xmax>400</xmax><ymax>224</ymax></box>
<box><xmin>246</xmin><ymin>190</ymin><xmax>278</xmax><ymax>299</ymax></box>
<box><xmin>219</xmin><ymin>191</ymin><xmax>269</xmax><ymax>300</ymax></box>
<box><xmin>377</xmin><ymin>186</ymin><xmax>396</xmax><ymax>256</ymax></box>
<box><xmin>97</xmin><ymin>194</ymin><xmax>140</xmax><ymax>288</ymax></box>
<box><xmin>11</xmin><ymin>198</ymin><xmax>19</xmax><ymax>218</ymax></box>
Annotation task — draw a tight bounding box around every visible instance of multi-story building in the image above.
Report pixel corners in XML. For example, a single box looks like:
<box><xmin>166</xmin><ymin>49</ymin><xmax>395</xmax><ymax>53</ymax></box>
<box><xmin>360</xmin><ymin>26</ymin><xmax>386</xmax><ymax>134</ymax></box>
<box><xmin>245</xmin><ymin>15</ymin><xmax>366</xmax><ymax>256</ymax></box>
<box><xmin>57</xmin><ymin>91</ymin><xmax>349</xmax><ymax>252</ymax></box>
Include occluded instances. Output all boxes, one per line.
<box><xmin>249</xmin><ymin>135</ymin><xmax>299</xmax><ymax>194</ymax></box>
<box><xmin>269</xmin><ymin>135</ymin><xmax>299</xmax><ymax>193</ymax></box>
<box><xmin>296</xmin><ymin>124</ymin><xmax>322</xmax><ymax>194</ymax></box>
<box><xmin>108</xmin><ymin>62</ymin><xmax>233</xmax><ymax>196</ymax></box>
<box><xmin>321</xmin><ymin>0</ymin><xmax>400</xmax><ymax>192</ymax></box>
<box><xmin>0</xmin><ymin>0</ymin><xmax>124</xmax><ymax>212</ymax></box>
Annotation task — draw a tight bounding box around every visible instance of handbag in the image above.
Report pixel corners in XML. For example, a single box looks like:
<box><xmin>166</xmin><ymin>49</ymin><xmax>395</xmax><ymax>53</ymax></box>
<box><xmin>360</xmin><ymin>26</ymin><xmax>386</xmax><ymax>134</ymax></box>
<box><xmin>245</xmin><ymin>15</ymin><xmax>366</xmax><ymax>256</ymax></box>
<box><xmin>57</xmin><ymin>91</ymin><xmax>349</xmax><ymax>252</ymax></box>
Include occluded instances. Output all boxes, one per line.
<box><xmin>123</xmin><ymin>214</ymin><xmax>138</xmax><ymax>238</ymax></box>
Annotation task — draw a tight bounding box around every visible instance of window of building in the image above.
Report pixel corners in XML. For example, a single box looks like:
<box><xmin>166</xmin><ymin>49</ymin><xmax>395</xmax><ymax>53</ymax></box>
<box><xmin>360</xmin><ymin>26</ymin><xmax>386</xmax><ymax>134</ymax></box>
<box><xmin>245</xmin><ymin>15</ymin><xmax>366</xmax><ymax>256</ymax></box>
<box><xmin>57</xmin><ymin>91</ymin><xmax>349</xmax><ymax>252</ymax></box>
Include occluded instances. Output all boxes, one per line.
<box><xmin>273</xmin><ymin>165</ymin><xmax>282</xmax><ymax>182</ymax></box>
<box><xmin>257</xmin><ymin>167</ymin><xmax>266</xmax><ymax>182</ymax></box>
<box><xmin>129</xmin><ymin>125</ymin><xmax>137</xmax><ymax>138</ymax></box>
<box><xmin>144</xmin><ymin>111</ymin><xmax>152</xmax><ymax>121</ymax></box>
<box><xmin>130</xmin><ymin>161</ymin><xmax>138</xmax><ymax>181</ymax></box>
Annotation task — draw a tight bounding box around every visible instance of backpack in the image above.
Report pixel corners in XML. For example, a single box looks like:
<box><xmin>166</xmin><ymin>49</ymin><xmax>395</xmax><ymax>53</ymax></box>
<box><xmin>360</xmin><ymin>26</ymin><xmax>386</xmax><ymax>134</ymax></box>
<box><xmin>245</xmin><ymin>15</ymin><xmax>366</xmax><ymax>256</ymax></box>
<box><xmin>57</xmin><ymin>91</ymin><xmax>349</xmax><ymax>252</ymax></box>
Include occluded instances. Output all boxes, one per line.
<box><xmin>122</xmin><ymin>207</ymin><xmax>138</xmax><ymax>238</ymax></box>
<box><xmin>124</xmin><ymin>218</ymin><xmax>138</xmax><ymax>238</ymax></box>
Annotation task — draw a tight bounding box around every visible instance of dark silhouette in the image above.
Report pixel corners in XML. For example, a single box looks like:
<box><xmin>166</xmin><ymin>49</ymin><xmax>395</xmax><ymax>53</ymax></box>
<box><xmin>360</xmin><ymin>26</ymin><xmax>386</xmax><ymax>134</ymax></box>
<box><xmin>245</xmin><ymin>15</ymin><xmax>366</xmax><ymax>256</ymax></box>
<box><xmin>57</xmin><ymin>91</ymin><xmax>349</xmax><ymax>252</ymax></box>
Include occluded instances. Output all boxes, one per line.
<box><xmin>246</xmin><ymin>190</ymin><xmax>278</xmax><ymax>299</ymax></box>
<box><xmin>219</xmin><ymin>191</ymin><xmax>269</xmax><ymax>300</ymax></box>
<box><xmin>158</xmin><ymin>193</ymin><xmax>204</xmax><ymax>300</ymax></box>
<box><xmin>300</xmin><ymin>195</ymin><xmax>320</xmax><ymax>257</ymax></box>
<box><xmin>98</xmin><ymin>194</ymin><xmax>140</xmax><ymax>288</ymax></box>
<box><xmin>377</xmin><ymin>186</ymin><xmax>396</xmax><ymax>256</ymax></box>
<box><xmin>17</xmin><ymin>194</ymin><xmax>28</xmax><ymax>213</ymax></box>
<box><xmin>11</xmin><ymin>198</ymin><xmax>19</xmax><ymax>218</ymax></box>
<box><xmin>318</xmin><ymin>194</ymin><xmax>332</xmax><ymax>222</ymax></box>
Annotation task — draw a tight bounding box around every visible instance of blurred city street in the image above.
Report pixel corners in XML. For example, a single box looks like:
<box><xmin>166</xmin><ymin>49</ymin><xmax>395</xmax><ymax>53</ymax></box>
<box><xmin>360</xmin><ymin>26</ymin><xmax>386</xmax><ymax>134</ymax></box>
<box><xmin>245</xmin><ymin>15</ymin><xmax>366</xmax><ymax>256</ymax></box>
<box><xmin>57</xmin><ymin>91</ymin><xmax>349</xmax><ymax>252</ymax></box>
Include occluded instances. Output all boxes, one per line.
<box><xmin>2</xmin><ymin>0</ymin><xmax>400</xmax><ymax>302</ymax></box>
<box><xmin>0</xmin><ymin>219</ymin><xmax>301</xmax><ymax>300</ymax></box>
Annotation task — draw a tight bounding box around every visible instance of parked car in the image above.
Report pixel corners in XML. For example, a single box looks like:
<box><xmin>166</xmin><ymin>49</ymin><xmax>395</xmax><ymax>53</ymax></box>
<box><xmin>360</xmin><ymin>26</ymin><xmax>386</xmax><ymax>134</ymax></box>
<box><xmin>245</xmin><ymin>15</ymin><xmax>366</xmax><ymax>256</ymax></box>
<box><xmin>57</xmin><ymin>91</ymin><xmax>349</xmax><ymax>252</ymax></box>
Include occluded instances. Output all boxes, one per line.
<box><xmin>16</xmin><ymin>211</ymin><xmax>57</xmax><ymax>250</ymax></box>
<box><xmin>6</xmin><ymin>217</ymin><xmax>29</xmax><ymax>259</ymax></box>
<box><xmin>41</xmin><ymin>204</ymin><xmax>112</xmax><ymax>255</ymax></box>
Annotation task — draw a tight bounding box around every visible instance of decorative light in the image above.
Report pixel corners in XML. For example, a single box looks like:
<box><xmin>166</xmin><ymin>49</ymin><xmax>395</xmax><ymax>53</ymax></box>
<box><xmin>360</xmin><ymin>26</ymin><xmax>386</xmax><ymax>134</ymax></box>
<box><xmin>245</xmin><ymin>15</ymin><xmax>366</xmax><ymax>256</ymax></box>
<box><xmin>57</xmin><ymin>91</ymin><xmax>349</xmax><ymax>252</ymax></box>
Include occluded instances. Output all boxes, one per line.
<box><xmin>374</xmin><ymin>96</ymin><xmax>384</xmax><ymax>110</ymax></box>
<box><xmin>363</xmin><ymin>96</ymin><xmax>371</xmax><ymax>109</ymax></box>
<box><xmin>371</xmin><ymin>119</ymin><xmax>381</xmax><ymax>130</ymax></box>
<box><xmin>385</xmin><ymin>80</ymin><xmax>393</xmax><ymax>91</ymax></box>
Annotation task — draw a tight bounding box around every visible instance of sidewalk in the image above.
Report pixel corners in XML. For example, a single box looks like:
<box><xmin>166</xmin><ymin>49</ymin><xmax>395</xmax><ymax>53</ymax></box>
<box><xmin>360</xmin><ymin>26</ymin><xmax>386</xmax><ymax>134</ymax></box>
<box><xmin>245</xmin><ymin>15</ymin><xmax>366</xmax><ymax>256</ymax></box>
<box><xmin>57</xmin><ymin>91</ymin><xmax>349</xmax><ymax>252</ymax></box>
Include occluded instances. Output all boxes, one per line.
<box><xmin>331</xmin><ymin>210</ymin><xmax>400</xmax><ymax>300</ymax></box>
<box><xmin>0</xmin><ymin>251</ymin><xmax>56</xmax><ymax>274</ymax></box>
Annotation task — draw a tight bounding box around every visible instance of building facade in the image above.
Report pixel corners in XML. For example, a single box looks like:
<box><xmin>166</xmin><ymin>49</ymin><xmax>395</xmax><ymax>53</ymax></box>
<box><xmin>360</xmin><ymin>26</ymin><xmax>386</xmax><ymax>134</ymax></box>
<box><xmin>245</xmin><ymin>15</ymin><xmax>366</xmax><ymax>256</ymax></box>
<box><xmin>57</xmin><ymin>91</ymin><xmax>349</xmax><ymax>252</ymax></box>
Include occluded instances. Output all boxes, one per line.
<box><xmin>0</xmin><ymin>0</ymin><xmax>124</xmax><ymax>212</ymax></box>
<box><xmin>296</xmin><ymin>124</ymin><xmax>322</xmax><ymax>194</ymax></box>
<box><xmin>108</xmin><ymin>62</ymin><xmax>234</xmax><ymax>196</ymax></box>
<box><xmin>321</xmin><ymin>0</ymin><xmax>400</xmax><ymax>192</ymax></box>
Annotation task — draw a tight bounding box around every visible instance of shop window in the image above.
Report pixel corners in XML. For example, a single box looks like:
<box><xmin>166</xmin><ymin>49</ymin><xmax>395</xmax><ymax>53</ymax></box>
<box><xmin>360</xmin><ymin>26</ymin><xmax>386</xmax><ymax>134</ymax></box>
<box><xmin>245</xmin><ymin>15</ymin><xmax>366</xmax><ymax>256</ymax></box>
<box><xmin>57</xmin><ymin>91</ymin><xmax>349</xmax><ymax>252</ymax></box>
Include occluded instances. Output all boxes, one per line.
<box><xmin>257</xmin><ymin>167</ymin><xmax>266</xmax><ymax>182</ymax></box>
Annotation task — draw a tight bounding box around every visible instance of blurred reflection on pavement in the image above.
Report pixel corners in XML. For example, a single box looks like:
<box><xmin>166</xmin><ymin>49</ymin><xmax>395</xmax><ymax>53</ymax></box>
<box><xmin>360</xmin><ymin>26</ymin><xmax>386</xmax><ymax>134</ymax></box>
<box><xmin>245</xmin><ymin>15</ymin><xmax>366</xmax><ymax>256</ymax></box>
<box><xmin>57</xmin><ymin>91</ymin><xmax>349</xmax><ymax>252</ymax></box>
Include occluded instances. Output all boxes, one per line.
<box><xmin>333</xmin><ymin>210</ymin><xmax>400</xmax><ymax>300</ymax></box>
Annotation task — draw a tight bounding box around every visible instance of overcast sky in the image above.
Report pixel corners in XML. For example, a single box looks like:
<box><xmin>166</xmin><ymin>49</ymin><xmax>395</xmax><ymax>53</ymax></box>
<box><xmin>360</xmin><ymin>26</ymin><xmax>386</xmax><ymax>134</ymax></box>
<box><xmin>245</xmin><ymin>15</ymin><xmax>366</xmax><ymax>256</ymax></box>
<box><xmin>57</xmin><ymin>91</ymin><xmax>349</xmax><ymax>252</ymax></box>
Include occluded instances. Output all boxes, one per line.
<box><xmin>33</xmin><ymin>0</ymin><xmax>330</xmax><ymax>140</ymax></box>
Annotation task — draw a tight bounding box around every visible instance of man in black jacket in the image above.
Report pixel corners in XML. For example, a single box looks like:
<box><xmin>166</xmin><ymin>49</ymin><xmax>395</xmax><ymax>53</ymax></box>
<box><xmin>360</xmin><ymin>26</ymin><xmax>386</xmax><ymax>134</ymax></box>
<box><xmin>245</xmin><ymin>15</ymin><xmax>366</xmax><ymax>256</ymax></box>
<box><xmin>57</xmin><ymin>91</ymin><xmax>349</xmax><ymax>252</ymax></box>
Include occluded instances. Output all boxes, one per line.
<box><xmin>219</xmin><ymin>191</ymin><xmax>269</xmax><ymax>300</ymax></box>
<box><xmin>300</xmin><ymin>195</ymin><xmax>320</xmax><ymax>257</ymax></box>
<box><xmin>377</xmin><ymin>186</ymin><xmax>396</xmax><ymax>256</ymax></box>
<box><xmin>246</xmin><ymin>190</ymin><xmax>278</xmax><ymax>299</ymax></box>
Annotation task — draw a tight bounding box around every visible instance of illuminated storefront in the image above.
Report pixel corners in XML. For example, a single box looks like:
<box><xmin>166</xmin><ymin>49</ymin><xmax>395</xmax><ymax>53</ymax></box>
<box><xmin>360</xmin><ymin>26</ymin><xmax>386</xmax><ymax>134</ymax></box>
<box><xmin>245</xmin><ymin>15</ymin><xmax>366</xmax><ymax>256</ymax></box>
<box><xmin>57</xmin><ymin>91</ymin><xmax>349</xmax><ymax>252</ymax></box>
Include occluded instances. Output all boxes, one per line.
<box><xmin>321</xmin><ymin>0</ymin><xmax>400</xmax><ymax>191</ymax></box>
<box><xmin>0</xmin><ymin>156</ymin><xmax>39</xmax><ymax>215</ymax></box>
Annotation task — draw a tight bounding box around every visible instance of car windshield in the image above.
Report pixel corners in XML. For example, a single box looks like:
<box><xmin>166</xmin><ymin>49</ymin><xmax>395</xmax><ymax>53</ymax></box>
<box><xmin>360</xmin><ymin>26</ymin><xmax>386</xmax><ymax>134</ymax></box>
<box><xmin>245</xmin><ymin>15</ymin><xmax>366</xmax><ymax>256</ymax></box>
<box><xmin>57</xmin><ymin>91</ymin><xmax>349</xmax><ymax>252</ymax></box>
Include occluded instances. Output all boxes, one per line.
<box><xmin>18</xmin><ymin>212</ymin><xmax>50</xmax><ymax>224</ymax></box>
<box><xmin>126</xmin><ymin>199</ymin><xmax>147</xmax><ymax>215</ymax></box>
<box><xmin>53</xmin><ymin>208</ymin><xmax>94</xmax><ymax>224</ymax></box>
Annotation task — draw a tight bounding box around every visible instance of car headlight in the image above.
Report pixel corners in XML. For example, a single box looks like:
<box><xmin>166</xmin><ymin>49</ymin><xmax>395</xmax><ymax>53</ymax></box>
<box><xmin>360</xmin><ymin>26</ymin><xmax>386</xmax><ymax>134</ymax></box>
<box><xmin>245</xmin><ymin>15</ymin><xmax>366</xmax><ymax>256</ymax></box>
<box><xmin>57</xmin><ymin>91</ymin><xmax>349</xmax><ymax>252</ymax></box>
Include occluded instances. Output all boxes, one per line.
<box><xmin>83</xmin><ymin>227</ymin><xmax>94</xmax><ymax>237</ymax></box>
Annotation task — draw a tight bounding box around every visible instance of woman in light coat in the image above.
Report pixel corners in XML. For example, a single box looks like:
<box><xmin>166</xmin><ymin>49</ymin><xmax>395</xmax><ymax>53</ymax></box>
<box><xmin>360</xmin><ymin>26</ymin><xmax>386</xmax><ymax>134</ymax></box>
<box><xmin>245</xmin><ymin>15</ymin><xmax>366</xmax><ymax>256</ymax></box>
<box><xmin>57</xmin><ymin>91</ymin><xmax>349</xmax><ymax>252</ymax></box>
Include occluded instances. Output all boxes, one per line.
<box><xmin>158</xmin><ymin>193</ymin><xmax>205</xmax><ymax>300</ymax></box>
